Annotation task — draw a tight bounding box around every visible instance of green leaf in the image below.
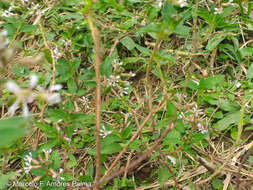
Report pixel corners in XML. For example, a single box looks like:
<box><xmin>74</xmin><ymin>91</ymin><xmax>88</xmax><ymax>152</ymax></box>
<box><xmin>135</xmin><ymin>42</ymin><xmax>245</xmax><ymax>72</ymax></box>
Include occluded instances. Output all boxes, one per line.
<box><xmin>101</xmin><ymin>143</ymin><xmax>122</xmax><ymax>154</ymax></box>
<box><xmin>66</xmin><ymin>154</ymin><xmax>77</xmax><ymax>169</ymax></box>
<box><xmin>0</xmin><ymin>172</ymin><xmax>17</xmax><ymax>189</ymax></box>
<box><xmin>166</xmin><ymin>101</ymin><xmax>177</xmax><ymax>118</ymax></box>
<box><xmin>163</xmin><ymin>129</ymin><xmax>181</xmax><ymax>146</ymax></box>
<box><xmin>247</xmin><ymin>64</ymin><xmax>253</xmax><ymax>79</ymax></box>
<box><xmin>20</xmin><ymin>24</ymin><xmax>38</xmax><ymax>33</ymax></box>
<box><xmin>239</xmin><ymin>47</ymin><xmax>253</xmax><ymax>57</ymax></box>
<box><xmin>67</xmin><ymin>78</ymin><xmax>77</xmax><ymax>94</ymax></box>
<box><xmin>245</xmin><ymin>125</ymin><xmax>253</xmax><ymax>131</ymax></box>
<box><xmin>50</xmin><ymin>150</ymin><xmax>61</xmax><ymax>170</ymax></box>
<box><xmin>199</xmin><ymin>75</ymin><xmax>224</xmax><ymax>90</ymax></box>
<box><xmin>101</xmin><ymin>56</ymin><xmax>113</xmax><ymax>77</ymax></box>
<box><xmin>214</xmin><ymin>111</ymin><xmax>241</xmax><ymax>131</ymax></box>
<box><xmin>120</xmin><ymin>36</ymin><xmax>136</xmax><ymax>50</ymax></box>
<box><xmin>0</xmin><ymin>117</ymin><xmax>30</xmax><ymax>148</ymax></box>
<box><xmin>36</xmin><ymin>123</ymin><xmax>58</xmax><ymax>138</ymax></box>
<box><xmin>219</xmin><ymin>99</ymin><xmax>240</xmax><ymax>112</ymax></box>
<box><xmin>158</xmin><ymin>166</ymin><xmax>170</xmax><ymax>187</ymax></box>
<box><xmin>162</xmin><ymin>2</ymin><xmax>177</xmax><ymax>29</ymax></box>
<box><xmin>47</xmin><ymin>109</ymin><xmax>69</xmax><ymax>122</ymax></box>
<box><xmin>206</xmin><ymin>33</ymin><xmax>227</xmax><ymax>51</ymax></box>
<box><xmin>174</xmin><ymin>25</ymin><xmax>190</xmax><ymax>36</ymax></box>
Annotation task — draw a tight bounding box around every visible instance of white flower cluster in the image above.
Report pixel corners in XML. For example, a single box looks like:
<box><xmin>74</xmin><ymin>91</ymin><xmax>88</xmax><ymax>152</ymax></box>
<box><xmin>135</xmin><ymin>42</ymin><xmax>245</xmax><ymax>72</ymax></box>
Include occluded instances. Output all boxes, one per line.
<box><xmin>177</xmin><ymin>0</ymin><xmax>188</xmax><ymax>8</ymax></box>
<box><xmin>214</xmin><ymin>7</ymin><xmax>223</xmax><ymax>15</ymax></box>
<box><xmin>52</xmin><ymin>168</ymin><xmax>64</xmax><ymax>180</ymax></box>
<box><xmin>214</xmin><ymin>0</ymin><xmax>235</xmax><ymax>14</ymax></box>
<box><xmin>107</xmin><ymin>75</ymin><xmax>120</xmax><ymax>87</ymax></box>
<box><xmin>1</xmin><ymin>2</ymin><xmax>15</xmax><ymax>17</ymax></box>
<box><xmin>24</xmin><ymin>152</ymin><xmax>33</xmax><ymax>174</ymax></box>
<box><xmin>6</xmin><ymin>74</ymin><xmax>62</xmax><ymax>117</ymax></box>
<box><xmin>21</xmin><ymin>0</ymin><xmax>29</xmax><ymax>4</ymax></box>
<box><xmin>53</xmin><ymin>46</ymin><xmax>62</xmax><ymax>60</ymax></box>
<box><xmin>0</xmin><ymin>30</ymin><xmax>9</xmax><ymax>49</ymax></box>
<box><xmin>100</xmin><ymin>125</ymin><xmax>112</xmax><ymax>138</ymax></box>
<box><xmin>113</xmin><ymin>59</ymin><xmax>123</xmax><ymax>66</ymax></box>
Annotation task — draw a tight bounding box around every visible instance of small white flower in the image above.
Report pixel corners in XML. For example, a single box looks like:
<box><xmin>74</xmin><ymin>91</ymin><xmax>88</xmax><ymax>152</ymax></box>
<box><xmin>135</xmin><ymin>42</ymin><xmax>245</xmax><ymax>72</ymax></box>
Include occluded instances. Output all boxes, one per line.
<box><xmin>235</xmin><ymin>82</ymin><xmax>241</xmax><ymax>88</ymax></box>
<box><xmin>6</xmin><ymin>78</ymin><xmax>36</xmax><ymax>117</ymax></box>
<box><xmin>29</xmin><ymin>74</ymin><xmax>38</xmax><ymax>89</ymax></box>
<box><xmin>81</xmin><ymin>96</ymin><xmax>90</xmax><ymax>108</ymax></box>
<box><xmin>48</xmin><ymin>84</ymin><xmax>62</xmax><ymax>91</ymax></box>
<box><xmin>43</xmin><ymin>148</ymin><xmax>52</xmax><ymax>154</ymax></box>
<box><xmin>38</xmin><ymin>84</ymin><xmax>62</xmax><ymax>104</ymax></box>
<box><xmin>47</xmin><ymin>93</ymin><xmax>61</xmax><ymax>104</ymax></box>
<box><xmin>24</xmin><ymin>165</ymin><xmax>32</xmax><ymax>174</ymax></box>
<box><xmin>158</xmin><ymin>0</ymin><xmax>163</xmax><ymax>7</ymax></box>
<box><xmin>53</xmin><ymin>46</ymin><xmax>62</xmax><ymax>59</ymax></box>
<box><xmin>0</xmin><ymin>30</ymin><xmax>8</xmax><ymax>36</ymax></box>
<box><xmin>7</xmin><ymin>81</ymin><xmax>20</xmax><ymax>94</ymax></box>
<box><xmin>192</xmin><ymin>80</ymin><xmax>199</xmax><ymax>85</ymax></box>
<box><xmin>179</xmin><ymin>112</ymin><xmax>184</xmax><ymax>119</ymax></box>
<box><xmin>100</xmin><ymin>125</ymin><xmax>112</xmax><ymax>138</ymax></box>
<box><xmin>167</xmin><ymin>155</ymin><xmax>176</xmax><ymax>165</ymax></box>
<box><xmin>24</xmin><ymin>152</ymin><xmax>33</xmax><ymax>163</ymax></box>
<box><xmin>214</xmin><ymin>7</ymin><xmax>223</xmax><ymax>14</ymax></box>
<box><xmin>24</xmin><ymin>152</ymin><xmax>33</xmax><ymax>174</ymax></box>
<box><xmin>197</xmin><ymin>123</ymin><xmax>208</xmax><ymax>134</ymax></box>
<box><xmin>178</xmin><ymin>0</ymin><xmax>188</xmax><ymax>8</ymax></box>
<box><xmin>108</xmin><ymin>75</ymin><xmax>120</xmax><ymax>86</ymax></box>
<box><xmin>130</xmin><ymin>72</ymin><xmax>136</xmax><ymax>77</ymax></box>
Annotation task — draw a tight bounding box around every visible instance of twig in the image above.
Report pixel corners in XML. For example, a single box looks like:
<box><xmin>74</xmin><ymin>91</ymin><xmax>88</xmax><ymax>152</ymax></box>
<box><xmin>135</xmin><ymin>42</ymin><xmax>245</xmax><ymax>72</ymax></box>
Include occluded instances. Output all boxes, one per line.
<box><xmin>87</xmin><ymin>13</ymin><xmax>102</xmax><ymax>189</ymax></box>
<box><xmin>96</xmin><ymin>123</ymin><xmax>175</xmax><ymax>186</ymax></box>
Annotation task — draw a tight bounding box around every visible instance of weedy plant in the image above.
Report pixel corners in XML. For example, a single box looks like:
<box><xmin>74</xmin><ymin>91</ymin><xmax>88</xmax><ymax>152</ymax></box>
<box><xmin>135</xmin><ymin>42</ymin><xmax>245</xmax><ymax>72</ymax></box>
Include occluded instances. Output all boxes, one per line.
<box><xmin>0</xmin><ymin>0</ymin><xmax>253</xmax><ymax>190</ymax></box>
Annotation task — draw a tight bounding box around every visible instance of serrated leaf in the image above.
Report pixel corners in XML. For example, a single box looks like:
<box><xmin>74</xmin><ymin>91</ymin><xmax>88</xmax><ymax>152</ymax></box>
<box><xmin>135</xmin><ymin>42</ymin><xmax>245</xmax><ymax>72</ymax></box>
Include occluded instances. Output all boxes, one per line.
<box><xmin>214</xmin><ymin>111</ymin><xmax>241</xmax><ymax>131</ymax></box>
<box><xmin>120</xmin><ymin>36</ymin><xmax>136</xmax><ymax>50</ymax></box>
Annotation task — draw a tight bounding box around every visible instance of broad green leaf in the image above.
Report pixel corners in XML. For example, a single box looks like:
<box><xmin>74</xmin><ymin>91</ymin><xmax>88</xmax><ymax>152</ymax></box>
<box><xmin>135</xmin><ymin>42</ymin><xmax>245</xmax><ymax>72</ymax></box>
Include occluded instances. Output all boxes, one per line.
<box><xmin>50</xmin><ymin>150</ymin><xmax>61</xmax><ymax>170</ymax></box>
<box><xmin>239</xmin><ymin>47</ymin><xmax>253</xmax><ymax>57</ymax></box>
<box><xmin>206</xmin><ymin>33</ymin><xmax>227</xmax><ymax>51</ymax></box>
<box><xmin>174</xmin><ymin>25</ymin><xmax>190</xmax><ymax>36</ymax></box>
<box><xmin>67</xmin><ymin>78</ymin><xmax>77</xmax><ymax>94</ymax></box>
<box><xmin>247</xmin><ymin>64</ymin><xmax>253</xmax><ymax>79</ymax></box>
<box><xmin>36</xmin><ymin>123</ymin><xmax>58</xmax><ymax>138</ymax></box>
<box><xmin>0</xmin><ymin>117</ymin><xmax>30</xmax><ymax>148</ymax></box>
<box><xmin>66</xmin><ymin>154</ymin><xmax>77</xmax><ymax>169</ymax></box>
<box><xmin>199</xmin><ymin>75</ymin><xmax>224</xmax><ymax>90</ymax></box>
<box><xmin>101</xmin><ymin>56</ymin><xmax>113</xmax><ymax>77</ymax></box>
<box><xmin>163</xmin><ymin>129</ymin><xmax>181</xmax><ymax>146</ymax></box>
<box><xmin>120</xmin><ymin>36</ymin><xmax>136</xmax><ymax>50</ymax></box>
<box><xmin>166</xmin><ymin>101</ymin><xmax>177</xmax><ymax>118</ymax></box>
<box><xmin>101</xmin><ymin>143</ymin><xmax>121</xmax><ymax>154</ymax></box>
<box><xmin>162</xmin><ymin>2</ymin><xmax>177</xmax><ymax>29</ymax></box>
<box><xmin>0</xmin><ymin>172</ymin><xmax>17</xmax><ymax>189</ymax></box>
<box><xmin>219</xmin><ymin>99</ymin><xmax>240</xmax><ymax>112</ymax></box>
<box><xmin>214</xmin><ymin>111</ymin><xmax>241</xmax><ymax>131</ymax></box>
<box><xmin>20</xmin><ymin>24</ymin><xmax>38</xmax><ymax>33</ymax></box>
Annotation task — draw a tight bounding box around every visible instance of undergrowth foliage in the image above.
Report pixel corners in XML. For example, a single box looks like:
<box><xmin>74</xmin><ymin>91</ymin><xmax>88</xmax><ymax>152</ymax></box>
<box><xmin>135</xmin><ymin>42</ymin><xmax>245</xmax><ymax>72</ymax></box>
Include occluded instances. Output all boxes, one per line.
<box><xmin>0</xmin><ymin>0</ymin><xmax>253</xmax><ymax>190</ymax></box>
